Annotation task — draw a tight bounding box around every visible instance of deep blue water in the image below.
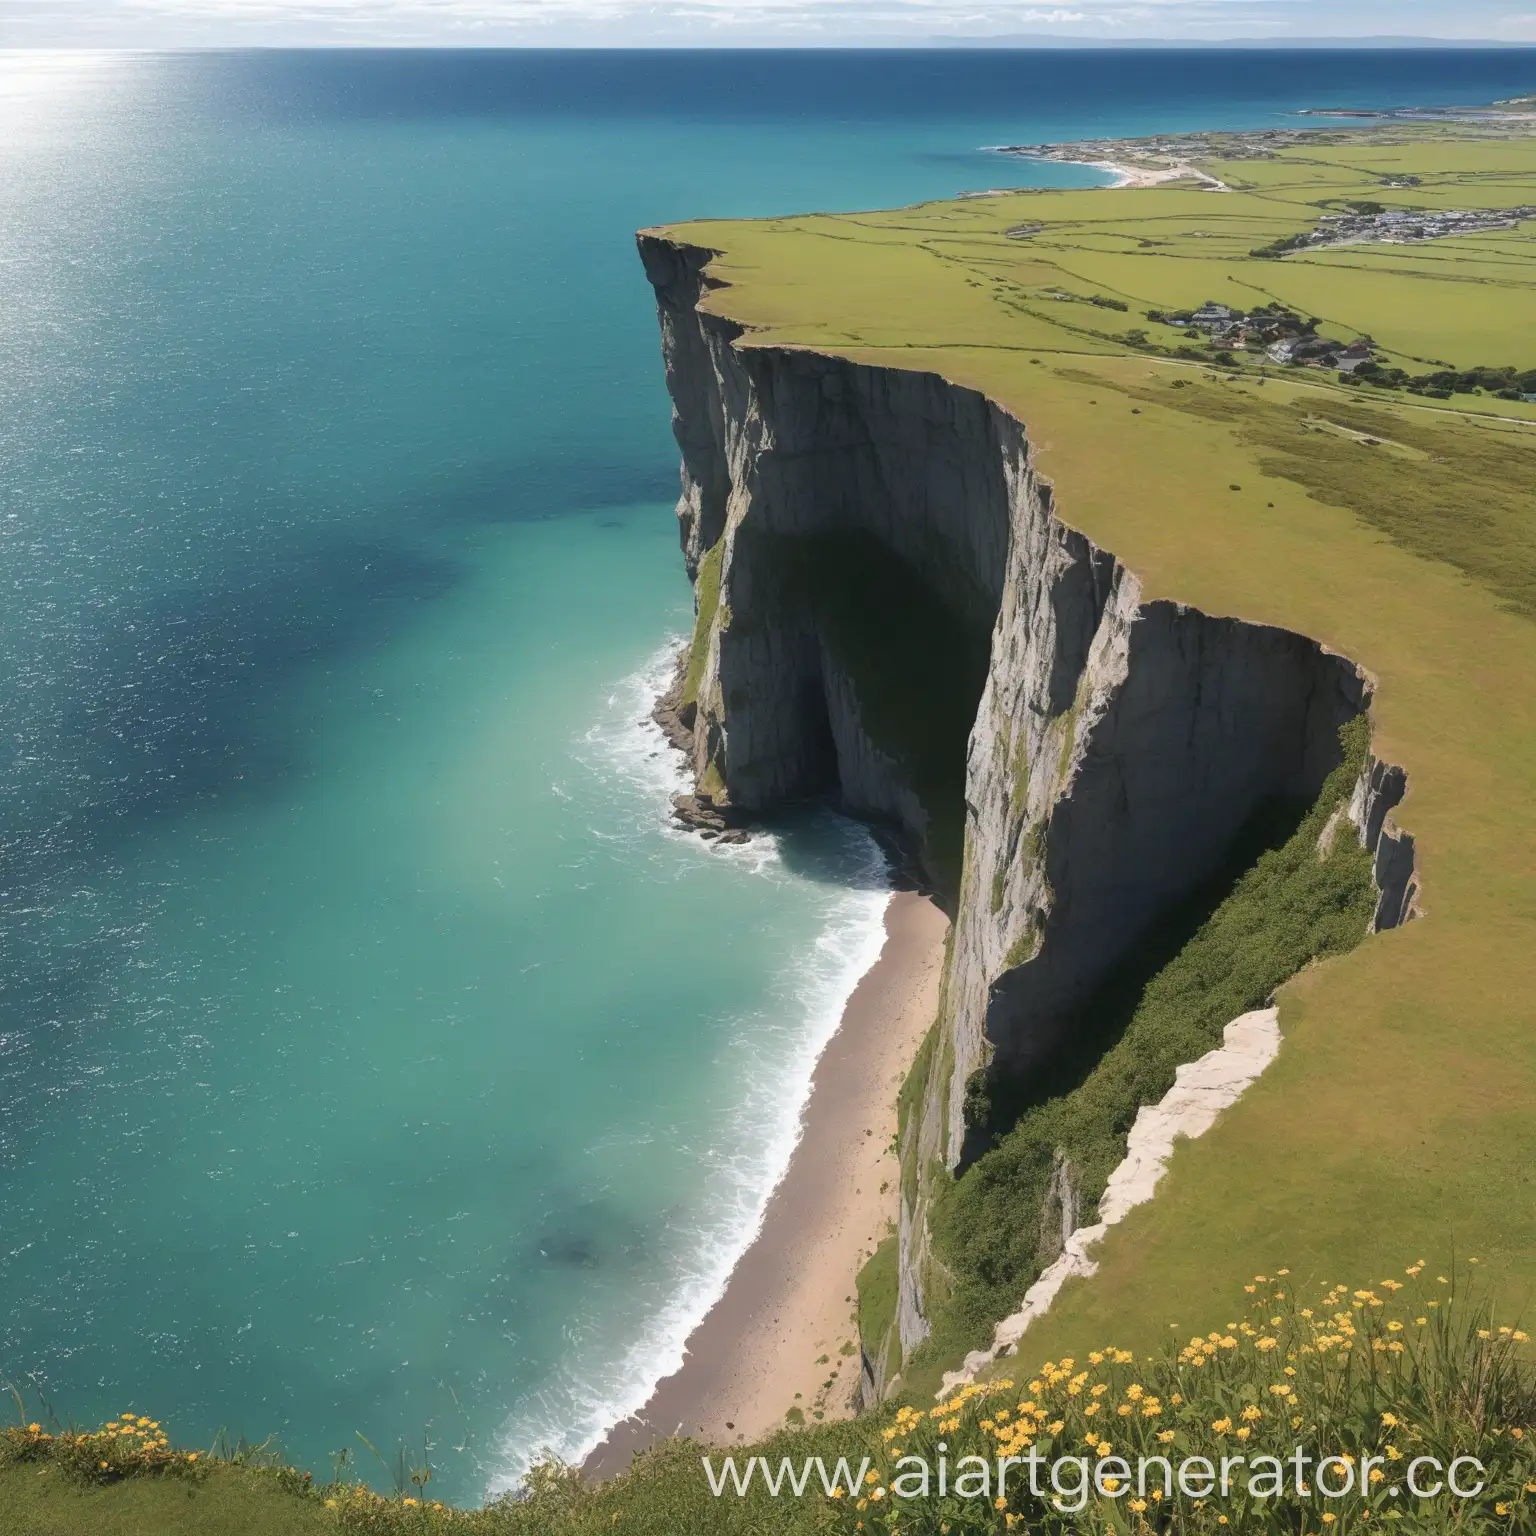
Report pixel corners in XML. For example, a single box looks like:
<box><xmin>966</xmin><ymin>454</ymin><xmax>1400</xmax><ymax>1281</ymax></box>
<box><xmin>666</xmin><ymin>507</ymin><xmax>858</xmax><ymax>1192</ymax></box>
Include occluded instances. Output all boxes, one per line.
<box><xmin>1</xmin><ymin>47</ymin><xmax>1531</xmax><ymax>1501</ymax></box>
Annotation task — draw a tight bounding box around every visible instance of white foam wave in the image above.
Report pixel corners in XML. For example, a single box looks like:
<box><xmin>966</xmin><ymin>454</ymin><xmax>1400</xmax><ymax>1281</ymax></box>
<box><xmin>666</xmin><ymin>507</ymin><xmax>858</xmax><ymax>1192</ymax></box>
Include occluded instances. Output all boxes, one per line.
<box><xmin>482</xmin><ymin>639</ymin><xmax>890</xmax><ymax>1497</ymax></box>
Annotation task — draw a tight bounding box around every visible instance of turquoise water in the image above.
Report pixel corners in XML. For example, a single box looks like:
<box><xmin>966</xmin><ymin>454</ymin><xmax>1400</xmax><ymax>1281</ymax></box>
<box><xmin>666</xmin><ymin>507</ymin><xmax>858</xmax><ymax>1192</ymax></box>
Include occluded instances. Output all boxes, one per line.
<box><xmin>4</xmin><ymin>48</ymin><xmax>1535</xmax><ymax>1501</ymax></box>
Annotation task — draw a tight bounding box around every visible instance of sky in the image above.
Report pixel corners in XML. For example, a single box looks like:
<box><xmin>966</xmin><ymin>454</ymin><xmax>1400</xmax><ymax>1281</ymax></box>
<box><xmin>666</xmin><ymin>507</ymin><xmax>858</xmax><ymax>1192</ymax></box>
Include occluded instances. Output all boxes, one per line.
<box><xmin>2</xmin><ymin>0</ymin><xmax>1535</xmax><ymax>52</ymax></box>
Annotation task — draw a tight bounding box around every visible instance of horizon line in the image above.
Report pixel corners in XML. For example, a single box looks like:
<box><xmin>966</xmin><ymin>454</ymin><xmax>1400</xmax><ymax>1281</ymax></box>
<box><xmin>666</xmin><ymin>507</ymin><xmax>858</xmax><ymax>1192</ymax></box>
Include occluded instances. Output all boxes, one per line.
<box><xmin>4</xmin><ymin>37</ymin><xmax>1536</xmax><ymax>51</ymax></box>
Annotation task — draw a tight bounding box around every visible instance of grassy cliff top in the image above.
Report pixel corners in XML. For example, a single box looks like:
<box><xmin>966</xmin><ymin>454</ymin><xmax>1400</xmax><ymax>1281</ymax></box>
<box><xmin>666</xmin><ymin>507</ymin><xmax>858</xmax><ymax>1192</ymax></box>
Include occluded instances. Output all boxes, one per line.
<box><xmin>654</xmin><ymin>122</ymin><xmax>1536</xmax><ymax>1364</ymax></box>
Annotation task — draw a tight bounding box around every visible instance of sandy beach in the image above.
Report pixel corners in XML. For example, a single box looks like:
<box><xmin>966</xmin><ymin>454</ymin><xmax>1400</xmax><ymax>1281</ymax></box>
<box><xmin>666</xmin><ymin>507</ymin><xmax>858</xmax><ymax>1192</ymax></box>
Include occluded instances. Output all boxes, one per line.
<box><xmin>585</xmin><ymin>889</ymin><xmax>948</xmax><ymax>1475</ymax></box>
<box><xmin>1076</xmin><ymin>157</ymin><xmax>1229</xmax><ymax>190</ymax></box>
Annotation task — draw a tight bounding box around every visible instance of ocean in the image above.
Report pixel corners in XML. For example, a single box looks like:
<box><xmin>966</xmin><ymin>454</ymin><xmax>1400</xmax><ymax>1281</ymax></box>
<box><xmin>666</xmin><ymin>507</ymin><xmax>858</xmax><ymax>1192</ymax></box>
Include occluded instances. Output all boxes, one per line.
<box><xmin>2</xmin><ymin>47</ymin><xmax>1531</xmax><ymax>1501</ymax></box>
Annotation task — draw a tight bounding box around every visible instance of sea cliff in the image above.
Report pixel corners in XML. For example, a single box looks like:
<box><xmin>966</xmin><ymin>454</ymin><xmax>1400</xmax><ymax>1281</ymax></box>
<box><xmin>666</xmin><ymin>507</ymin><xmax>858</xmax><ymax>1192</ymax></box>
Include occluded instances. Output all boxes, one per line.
<box><xmin>638</xmin><ymin>231</ymin><xmax>1418</xmax><ymax>1398</ymax></box>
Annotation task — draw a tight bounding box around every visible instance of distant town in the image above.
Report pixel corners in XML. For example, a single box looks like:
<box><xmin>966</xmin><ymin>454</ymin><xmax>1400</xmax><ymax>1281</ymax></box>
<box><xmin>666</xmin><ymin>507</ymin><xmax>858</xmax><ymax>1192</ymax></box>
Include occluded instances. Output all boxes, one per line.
<box><xmin>1152</xmin><ymin>300</ymin><xmax>1379</xmax><ymax>371</ymax></box>
<box><xmin>1254</xmin><ymin>202</ymin><xmax>1536</xmax><ymax>255</ymax></box>
<box><xmin>1146</xmin><ymin>300</ymin><xmax>1536</xmax><ymax>400</ymax></box>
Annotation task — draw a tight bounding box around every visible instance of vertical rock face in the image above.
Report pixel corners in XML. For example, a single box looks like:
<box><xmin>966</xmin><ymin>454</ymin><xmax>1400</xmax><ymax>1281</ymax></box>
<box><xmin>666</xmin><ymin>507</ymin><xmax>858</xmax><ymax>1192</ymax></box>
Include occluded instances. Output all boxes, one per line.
<box><xmin>955</xmin><ymin>588</ymin><xmax>1369</xmax><ymax>1152</ymax></box>
<box><xmin>639</xmin><ymin>232</ymin><xmax>1415</xmax><ymax>1378</ymax></box>
<box><xmin>1350</xmin><ymin>758</ymin><xmax>1419</xmax><ymax>930</ymax></box>
<box><xmin>638</xmin><ymin>234</ymin><xmax>1008</xmax><ymax>839</ymax></box>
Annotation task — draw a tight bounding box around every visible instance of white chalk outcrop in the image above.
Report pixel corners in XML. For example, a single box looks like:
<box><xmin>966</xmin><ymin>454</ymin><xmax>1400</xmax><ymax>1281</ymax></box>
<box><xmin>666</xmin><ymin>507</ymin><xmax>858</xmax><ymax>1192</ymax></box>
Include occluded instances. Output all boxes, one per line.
<box><xmin>936</xmin><ymin>1006</ymin><xmax>1281</xmax><ymax>1395</ymax></box>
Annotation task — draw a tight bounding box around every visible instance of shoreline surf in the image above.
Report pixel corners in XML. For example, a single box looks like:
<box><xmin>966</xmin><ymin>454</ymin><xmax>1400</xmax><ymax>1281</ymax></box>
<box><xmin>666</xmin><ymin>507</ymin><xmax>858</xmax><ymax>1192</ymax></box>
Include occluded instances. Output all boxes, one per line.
<box><xmin>483</xmin><ymin>643</ymin><xmax>893</xmax><ymax>1495</ymax></box>
<box><xmin>581</xmin><ymin>891</ymin><xmax>949</xmax><ymax>1477</ymax></box>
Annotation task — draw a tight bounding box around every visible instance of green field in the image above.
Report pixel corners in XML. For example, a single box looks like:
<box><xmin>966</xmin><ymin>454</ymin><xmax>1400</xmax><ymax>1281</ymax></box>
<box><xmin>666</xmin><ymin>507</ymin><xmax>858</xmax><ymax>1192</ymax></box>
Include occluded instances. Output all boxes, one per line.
<box><xmin>10</xmin><ymin>122</ymin><xmax>1536</xmax><ymax>1535</ymax></box>
<box><xmin>685</xmin><ymin>129</ymin><xmax>1536</xmax><ymax>381</ymax></box>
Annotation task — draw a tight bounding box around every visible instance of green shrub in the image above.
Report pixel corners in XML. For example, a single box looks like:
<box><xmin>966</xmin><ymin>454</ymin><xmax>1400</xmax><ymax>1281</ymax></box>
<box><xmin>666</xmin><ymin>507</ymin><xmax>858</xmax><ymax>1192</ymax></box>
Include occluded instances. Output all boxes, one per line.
<box><xmin>681</xmin><ymin>538</ymin><xmax>725</xmax><ymax>708</ymax></box>
<box><xmin>858</xmin><ymin>1233</ymin><xmax>903</xmax><ymax>1387</ymax></box>
<box><xmin>0</xmin><ymin>1412</ymin><xmax>213</xmax><ymax>1488</ymax></box>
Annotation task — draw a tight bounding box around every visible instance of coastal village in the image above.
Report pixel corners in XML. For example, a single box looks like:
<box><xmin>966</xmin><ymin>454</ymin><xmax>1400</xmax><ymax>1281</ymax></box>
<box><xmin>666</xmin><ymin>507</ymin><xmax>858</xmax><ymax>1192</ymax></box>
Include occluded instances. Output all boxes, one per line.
<box><xmin>1149</xmin><ymin>299</ymin><xmax>1536</xmax><ymax>396</ymax></box>
<box><xmin>1149</xmin><ymin>300</ymin><xmax>1380</xmax><ymax>371</ymax></box>
<box><xmin>1270</xmin><ymin>200</ymin><xmax>1536</xmax><ymax>251</ymax></box>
